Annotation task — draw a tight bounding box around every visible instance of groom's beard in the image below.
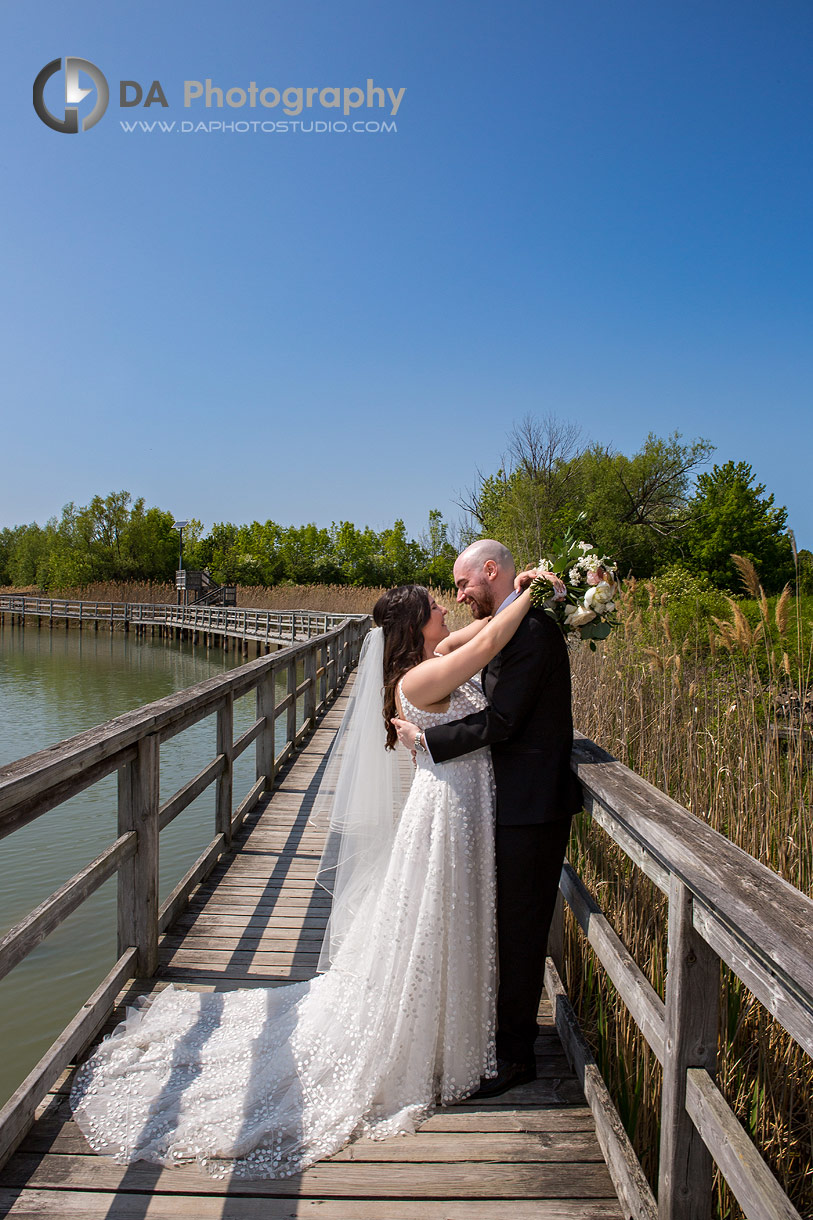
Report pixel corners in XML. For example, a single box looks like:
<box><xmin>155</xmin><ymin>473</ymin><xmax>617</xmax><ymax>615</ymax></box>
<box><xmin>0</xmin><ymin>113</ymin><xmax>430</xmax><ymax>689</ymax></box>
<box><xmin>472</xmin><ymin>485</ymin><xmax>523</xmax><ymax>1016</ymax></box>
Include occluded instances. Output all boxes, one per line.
<box><xmin>466</xmin><ymin>589</ymin><xmax>497</xmax><ymax>619</ymax></box>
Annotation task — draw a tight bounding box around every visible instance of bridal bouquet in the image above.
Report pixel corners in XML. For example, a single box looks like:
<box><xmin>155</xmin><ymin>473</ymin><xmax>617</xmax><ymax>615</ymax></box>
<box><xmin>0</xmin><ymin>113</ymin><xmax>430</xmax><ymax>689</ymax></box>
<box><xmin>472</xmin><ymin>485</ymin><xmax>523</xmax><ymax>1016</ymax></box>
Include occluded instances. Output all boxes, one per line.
<box><xmin>528</xmin><ymin>527</ymin><xmax>620</xmax><ymax>649</ymax></box>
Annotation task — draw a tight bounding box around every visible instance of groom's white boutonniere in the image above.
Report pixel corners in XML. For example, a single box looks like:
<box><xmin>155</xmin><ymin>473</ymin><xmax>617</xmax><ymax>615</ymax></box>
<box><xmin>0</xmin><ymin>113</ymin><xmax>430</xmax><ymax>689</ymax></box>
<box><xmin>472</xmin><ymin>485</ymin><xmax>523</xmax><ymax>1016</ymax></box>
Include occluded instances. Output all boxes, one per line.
<box><xmin>528</xmin><ymin>523</ymin><xmax>620</xmax><ymax>650</ymax></box>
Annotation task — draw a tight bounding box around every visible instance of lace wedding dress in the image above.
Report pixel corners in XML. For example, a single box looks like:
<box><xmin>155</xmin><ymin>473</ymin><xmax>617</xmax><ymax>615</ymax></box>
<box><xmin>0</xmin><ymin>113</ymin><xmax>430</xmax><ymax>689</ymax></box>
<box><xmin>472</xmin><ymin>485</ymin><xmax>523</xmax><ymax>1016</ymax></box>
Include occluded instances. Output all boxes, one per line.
<box><xmin>70</xmin><ymin>679</ymin><xmax>497</xmax><ymax>1179</ymax></box>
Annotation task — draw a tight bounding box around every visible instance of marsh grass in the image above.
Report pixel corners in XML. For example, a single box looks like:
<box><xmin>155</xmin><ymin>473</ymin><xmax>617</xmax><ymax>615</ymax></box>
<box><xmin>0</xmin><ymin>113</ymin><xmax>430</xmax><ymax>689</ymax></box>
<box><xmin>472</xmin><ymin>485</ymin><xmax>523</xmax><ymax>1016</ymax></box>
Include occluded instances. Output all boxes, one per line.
<box><xmin>567</xmin><ymin>586</ymin><xmax>813</xmax><ymax>1217</ymax></box>
<box><xmin>0</xmin><ymin>581</ymin><xmax>470</xmax><ymax>627</ymax></box>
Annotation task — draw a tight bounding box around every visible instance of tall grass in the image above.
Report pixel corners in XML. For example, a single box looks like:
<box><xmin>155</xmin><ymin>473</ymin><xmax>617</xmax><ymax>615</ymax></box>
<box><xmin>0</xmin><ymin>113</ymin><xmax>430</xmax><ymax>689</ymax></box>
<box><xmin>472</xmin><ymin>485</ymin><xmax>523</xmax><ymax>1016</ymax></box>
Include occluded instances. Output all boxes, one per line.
<box><xmin>566</xmin><ymin>577</ymin><xmax>813</xmax><ymax>1217</ymax></box>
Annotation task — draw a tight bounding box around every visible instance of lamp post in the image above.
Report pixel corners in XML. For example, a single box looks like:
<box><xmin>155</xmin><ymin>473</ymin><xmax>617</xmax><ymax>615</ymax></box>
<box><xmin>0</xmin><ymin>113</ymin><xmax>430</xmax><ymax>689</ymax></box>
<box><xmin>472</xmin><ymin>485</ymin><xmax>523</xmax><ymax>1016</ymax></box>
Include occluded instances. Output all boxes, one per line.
<box><xmin>172</xmin><ymin>520</ymin><xmax>189</xmax><ymax>606</ymax></box>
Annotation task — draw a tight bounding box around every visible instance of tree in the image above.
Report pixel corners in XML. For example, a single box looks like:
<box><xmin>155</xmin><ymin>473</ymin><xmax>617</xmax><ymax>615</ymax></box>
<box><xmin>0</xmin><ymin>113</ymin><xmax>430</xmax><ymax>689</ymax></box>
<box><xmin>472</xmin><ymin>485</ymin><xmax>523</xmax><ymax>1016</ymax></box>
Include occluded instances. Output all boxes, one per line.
<box><xmin>579</xmin><ymin>433</ymin><xmax>715</xmax><ymax>576</ymax></box>
<box><xmin>460</xmin><ymin>419</ymin><xmax>714</xmax><ymax>575</ymax></box>
<box><xmin>415</xmin><ymin>510</ymin><xmax>457</xmax><ymax>587</ymax></box>
<box><xmin>458</xmin><ymin>415</ymin><xmax>586</xmax><ymax>564</ymax></box>
<box><xmin>684</xmin><ymin>461</ymin><xmax>794</xmax><ymax>593</ymax></box>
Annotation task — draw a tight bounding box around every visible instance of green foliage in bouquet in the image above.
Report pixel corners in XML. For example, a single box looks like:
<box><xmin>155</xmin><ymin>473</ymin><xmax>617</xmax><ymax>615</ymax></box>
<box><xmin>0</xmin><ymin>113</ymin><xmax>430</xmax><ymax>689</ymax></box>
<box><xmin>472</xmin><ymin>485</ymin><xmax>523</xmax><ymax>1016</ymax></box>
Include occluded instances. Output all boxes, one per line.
<box><xmin>528</xmin><ymin>517</ymin><xmax>620</xmax><ymax>650</ymax></box>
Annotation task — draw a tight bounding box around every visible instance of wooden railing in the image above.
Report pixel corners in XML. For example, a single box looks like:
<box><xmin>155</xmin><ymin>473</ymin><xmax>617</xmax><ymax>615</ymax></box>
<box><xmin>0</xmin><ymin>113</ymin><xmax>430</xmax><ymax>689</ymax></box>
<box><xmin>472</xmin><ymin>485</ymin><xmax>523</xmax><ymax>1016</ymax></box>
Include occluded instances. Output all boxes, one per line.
<box><xmin>548</xmin><ymin>733</ymin><xmax>813</xmax><ymax>1220</ymax></box>
<box><xmin>0</xmin><ymin>594</ymin><xmax>364</xmax><ymax>643</ymax></box>
<box><xmin>0</xmin><ymin>614</ymin><xmax>371</xmax><ymax>1171</ymax></box>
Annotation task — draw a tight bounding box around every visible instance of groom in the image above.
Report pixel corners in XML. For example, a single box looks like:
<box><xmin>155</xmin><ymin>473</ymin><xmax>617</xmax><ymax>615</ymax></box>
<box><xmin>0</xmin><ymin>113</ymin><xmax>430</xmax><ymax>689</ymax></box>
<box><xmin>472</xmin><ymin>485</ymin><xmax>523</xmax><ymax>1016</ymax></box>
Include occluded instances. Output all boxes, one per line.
<box><xmin>393</xmin><ymin>539</ymin><xmax>583</xmax><ymax>1097</ymax></box>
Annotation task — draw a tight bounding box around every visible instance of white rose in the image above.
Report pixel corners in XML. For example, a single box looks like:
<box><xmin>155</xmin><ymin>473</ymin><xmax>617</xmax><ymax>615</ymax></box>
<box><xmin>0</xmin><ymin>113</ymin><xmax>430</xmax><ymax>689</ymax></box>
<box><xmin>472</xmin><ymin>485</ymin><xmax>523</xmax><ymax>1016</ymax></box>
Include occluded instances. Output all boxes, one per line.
<box><xmin>584</xmin><ymin>581</ymin><xmax>616</xmax><ymax>614</ymax></box>
<box><xmin>565</xmin><ymin>603</ymin><xmax>597</xmax><ymax>628</ymax></box>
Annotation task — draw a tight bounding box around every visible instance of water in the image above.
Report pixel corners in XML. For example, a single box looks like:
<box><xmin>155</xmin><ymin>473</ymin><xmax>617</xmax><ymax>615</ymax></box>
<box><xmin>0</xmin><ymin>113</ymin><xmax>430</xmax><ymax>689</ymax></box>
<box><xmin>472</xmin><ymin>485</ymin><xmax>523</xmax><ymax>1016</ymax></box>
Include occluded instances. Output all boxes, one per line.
<box><xmin>0</xmin><ymin>618</ymin><xmax>291</xmax><ymax>1108</ymax></box>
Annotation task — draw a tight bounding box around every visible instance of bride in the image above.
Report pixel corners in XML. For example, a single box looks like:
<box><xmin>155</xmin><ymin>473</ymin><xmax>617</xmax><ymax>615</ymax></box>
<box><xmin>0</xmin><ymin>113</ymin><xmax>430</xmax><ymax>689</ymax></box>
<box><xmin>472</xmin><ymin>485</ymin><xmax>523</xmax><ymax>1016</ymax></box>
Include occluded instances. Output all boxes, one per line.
<box><xmin>70</xmin><ymin>572</ymin><xmax>544</xmax><ymax>1179</ymax></box>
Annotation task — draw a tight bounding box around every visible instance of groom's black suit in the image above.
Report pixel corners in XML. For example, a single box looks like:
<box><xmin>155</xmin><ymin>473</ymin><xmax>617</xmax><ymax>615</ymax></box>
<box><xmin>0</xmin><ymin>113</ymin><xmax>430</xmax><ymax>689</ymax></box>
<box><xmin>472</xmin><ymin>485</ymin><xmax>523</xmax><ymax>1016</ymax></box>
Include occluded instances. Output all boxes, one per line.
<box><xmin>424</xmin><ymin>606</ymin><xmax>582</xmax><ymax>1065</ymax></box>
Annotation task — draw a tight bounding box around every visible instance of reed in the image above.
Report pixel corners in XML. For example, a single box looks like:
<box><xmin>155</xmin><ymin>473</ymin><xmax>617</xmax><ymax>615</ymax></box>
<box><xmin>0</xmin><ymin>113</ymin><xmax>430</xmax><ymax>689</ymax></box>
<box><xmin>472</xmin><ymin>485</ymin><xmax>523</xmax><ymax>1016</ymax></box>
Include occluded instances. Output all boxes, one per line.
<box><xmin>0</xmin><ymin>581</ymin><xmax>469</xmax><ymax>627</ymax></box>
<box><xmin>565</xmin><ymin>584</ymin><xmax>813</xmax><ymax>1218</ymax></box>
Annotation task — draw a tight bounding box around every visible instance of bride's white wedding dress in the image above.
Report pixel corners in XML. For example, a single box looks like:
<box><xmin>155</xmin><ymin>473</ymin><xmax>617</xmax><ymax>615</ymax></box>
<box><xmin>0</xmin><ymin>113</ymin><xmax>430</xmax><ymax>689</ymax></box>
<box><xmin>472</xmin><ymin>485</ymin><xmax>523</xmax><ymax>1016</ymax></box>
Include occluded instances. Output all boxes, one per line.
<box><xmin>70</xmin><ymin>679</ymin><xmax>496</xmax><ymax>1179</ymax></box>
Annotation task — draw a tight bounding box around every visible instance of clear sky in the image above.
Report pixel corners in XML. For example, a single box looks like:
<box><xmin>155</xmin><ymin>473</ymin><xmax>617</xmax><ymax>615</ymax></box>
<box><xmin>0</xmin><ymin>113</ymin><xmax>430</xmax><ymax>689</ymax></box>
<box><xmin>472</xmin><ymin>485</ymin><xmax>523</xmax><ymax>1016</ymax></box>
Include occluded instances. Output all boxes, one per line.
<box><xmin>4</xmin><ymin>1</ymin><xmax>812</xmax><ymax>546</ymax></box>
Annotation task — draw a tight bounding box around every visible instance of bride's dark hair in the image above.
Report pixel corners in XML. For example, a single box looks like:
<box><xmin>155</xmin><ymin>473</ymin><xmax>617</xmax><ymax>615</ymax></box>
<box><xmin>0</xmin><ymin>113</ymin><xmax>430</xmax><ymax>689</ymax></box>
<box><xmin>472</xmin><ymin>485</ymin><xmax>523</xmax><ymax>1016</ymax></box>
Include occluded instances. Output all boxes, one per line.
<box><xmin>373</xmin><ymin>585</ymin><xmax>432</xmax><ymax>750</ymax></box>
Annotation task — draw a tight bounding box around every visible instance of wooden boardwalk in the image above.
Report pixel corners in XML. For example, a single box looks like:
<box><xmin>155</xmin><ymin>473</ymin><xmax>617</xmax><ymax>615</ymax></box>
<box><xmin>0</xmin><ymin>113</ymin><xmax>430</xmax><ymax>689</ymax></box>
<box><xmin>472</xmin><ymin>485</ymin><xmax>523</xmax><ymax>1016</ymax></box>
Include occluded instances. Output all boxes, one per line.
<box><xmin>0</xmin><ymin>680</ymin><xmax>623</xmax><ymax>1220</ymax></box>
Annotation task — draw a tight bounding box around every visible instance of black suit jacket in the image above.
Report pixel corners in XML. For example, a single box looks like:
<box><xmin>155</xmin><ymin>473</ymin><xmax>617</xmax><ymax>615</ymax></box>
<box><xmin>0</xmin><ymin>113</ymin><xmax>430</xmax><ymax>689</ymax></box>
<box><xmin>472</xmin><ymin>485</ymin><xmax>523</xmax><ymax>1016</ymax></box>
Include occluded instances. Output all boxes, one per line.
<box><xmin>425</xmin><ymin>607</ymin><xmax>583</xmax><ymax>825</ymax></box>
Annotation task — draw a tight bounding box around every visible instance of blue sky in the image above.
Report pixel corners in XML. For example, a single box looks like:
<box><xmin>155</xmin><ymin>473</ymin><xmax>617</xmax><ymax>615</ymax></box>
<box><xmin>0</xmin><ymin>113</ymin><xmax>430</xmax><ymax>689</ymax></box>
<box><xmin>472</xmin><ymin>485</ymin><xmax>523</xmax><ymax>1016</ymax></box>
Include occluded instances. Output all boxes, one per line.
<box><xmin>4</xmin><ymin>1</ymin><xmax>812</xmax><ymax>547</ymax></box>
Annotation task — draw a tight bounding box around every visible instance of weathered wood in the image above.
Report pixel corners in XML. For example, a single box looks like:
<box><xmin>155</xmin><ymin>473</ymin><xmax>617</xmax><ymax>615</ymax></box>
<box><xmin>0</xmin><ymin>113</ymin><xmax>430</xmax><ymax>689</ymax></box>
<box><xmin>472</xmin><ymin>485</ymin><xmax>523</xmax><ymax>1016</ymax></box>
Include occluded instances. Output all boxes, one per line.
<box><xmin>158</xmin><ymin>754</ymin><xmax>225</xmax><ymax>831</ymax></box>
<box><xmin>0</xmin><ymin>1191</ymin><xmax>624</xmax><ymax>1219</ymax></box>
<box><xmin>232</xmin><ymin>714</ymin><xmax>265</xmax><ymax>759</ymax></box>
<box><xmin>22</xmin><ymin>1123</ymin><xmax>605</xmax><ymax>1162</ymax></box>
<box><xmin>231</xmin><ymin>776</ymin><xmax>266</xmax><ymax>836</ymax></box>
<box><xmin>658</xmin><ymin>877</ymin><xmax>719</xmax><ymax>1220</ymax></box>
<box><xmin>559</xmin><ymin>861</ymin><xmax>666</xmax><ymax>1063</ymax></box>
<box><xmin>287</xmin><ymin>657</ymin><xmax>298</xmax><ymax>746</ymax></box>
<box><xmin>0</xmin><ymin>833</ymin><xmax>136</xmax><ymax>982</ymax></box>
<box><xmin>0</xmin><ymin>948</ymin><xmax>137</xmax><ymax>1173</ymax></box>
<box><xmin>571</xmin><ymin>734</ymin><xmax>813</xmax><ymax>1033</ymax></box>
<box><xmin>256</xmin><ymin>669</ymin><xmax>276</xmax><ymax>790</ymax></box>
<box><xmin>172</xmin><ymin>912</ymin><xmax>329</xmax><ymax>930</ymax></box>
<box><xmin>117</xmin><ymin>735</ymin><xmax>160</xmax><ymax>975</ymax></box>
<box><xmin>157</xmin><ymin>834</ymin><xmax>226</xmax><ymax>932</ymax></box>
<box><xmin>0</xmin><ymin>1154</ymin><xmax>619</xmax><ymax>1198</ymax></box>
<box><xmin>0</xmin><ymin>744</ymin><xmax>138</xmax><ymax>842</ymax></box>
<box><xmin>692</xmin><ymin>899</ymin><xmax>813</xmax><ymax>1061</ymax></box>
<box><xmin>545</xmin><ymin>958</ymin><xmax>657</xmax><ymax>1220</ymax></box>
<box><xmin>215</xmin><ymin>691</ymin><xmax>233</xmax><ymax>847</ymax></box>
<box><xmin>685</xmin><ymin>1069</ymin><xmax>802</xmax><ymax>1220</ymax></box>
<box><xmin>584</xmin><ymin>793</ymin><xmax>670</xmax><ymax>894</ymax></box>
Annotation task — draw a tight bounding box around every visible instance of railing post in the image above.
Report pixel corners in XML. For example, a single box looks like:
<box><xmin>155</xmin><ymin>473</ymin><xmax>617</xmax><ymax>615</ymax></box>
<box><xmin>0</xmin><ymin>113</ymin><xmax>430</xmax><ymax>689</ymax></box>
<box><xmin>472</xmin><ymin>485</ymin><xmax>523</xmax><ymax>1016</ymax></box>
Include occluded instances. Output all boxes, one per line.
<box><xmin>287</xmin><ymin>656</ymin><xmax>297</xmax><ymax>743</ymax></box>
<box><xmin>117</xmin><ymin>734</ymin><xmax>159</xmax><ymax>976</ymax></box>
<box><xmin>256</xmin><ymin>667</ymin><xmax>276</xmax><ymax>791</ymax></box>
<box><xmin>216</xmin><ymin>692</ymin><xmax>234</xmax><ymax>849</ymax></box>
<box><xmin>319</xmin><ymin>640</ymin><xmax>328</xmax><ymax>709</ymax></box>
<box><xmin>548</xmin><ymin>889</ymin><xmax>565</xmax><ymax>975</ymax></box>
<box><xmin>303</xmin><ymin>642</ymin><xmax>316</xmax><ymax>734</ymax></box>
<box><xmin>658</xmin><ymin>876</ymin><xmax>719</xmax><ymax>1220</ymax></box>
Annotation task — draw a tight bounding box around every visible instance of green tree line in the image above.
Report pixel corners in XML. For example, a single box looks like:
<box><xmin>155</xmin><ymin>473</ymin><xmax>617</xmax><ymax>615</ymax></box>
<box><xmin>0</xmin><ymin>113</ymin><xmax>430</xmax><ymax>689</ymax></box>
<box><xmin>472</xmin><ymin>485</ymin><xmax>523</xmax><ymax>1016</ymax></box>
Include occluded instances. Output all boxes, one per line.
<box><xmin>0</xmin><ymin>495</ymin><xmax>459</xmax><ymax>591</ymax></box>
<box><xmin>0</xmin><ymin>422</ymin><xmax>807</xmax><ymax>595</ymax></box>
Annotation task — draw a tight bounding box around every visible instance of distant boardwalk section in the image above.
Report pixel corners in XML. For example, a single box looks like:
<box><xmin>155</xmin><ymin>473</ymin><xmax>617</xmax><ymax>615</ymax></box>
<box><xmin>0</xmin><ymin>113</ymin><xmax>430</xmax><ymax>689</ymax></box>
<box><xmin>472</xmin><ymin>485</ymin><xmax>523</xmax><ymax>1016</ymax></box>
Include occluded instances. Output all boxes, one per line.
<box><xmin>0</xmin><ymin>593</ymin><xmax>365</xmax><ymax>653</ymax></box>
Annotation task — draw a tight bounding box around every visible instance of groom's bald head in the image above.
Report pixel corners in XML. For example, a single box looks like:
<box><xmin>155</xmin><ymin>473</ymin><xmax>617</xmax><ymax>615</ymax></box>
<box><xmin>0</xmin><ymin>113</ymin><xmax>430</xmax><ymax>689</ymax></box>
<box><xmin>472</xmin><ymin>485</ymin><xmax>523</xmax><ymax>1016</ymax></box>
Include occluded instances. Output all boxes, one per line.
<box><xmin>453</xmin><ymin>539</ymin><xmax>517</xmax><ymax>618</ymax></box>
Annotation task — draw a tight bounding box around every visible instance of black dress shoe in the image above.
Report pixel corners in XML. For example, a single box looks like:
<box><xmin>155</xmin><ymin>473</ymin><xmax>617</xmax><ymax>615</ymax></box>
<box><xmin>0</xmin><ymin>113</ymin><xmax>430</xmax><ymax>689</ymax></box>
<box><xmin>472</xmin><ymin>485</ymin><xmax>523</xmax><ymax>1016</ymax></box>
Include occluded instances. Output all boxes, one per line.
<box><xmin>468</xmin><ymin>1058</ymin><xmax>537</xmax><ymax>1100</ymax></box>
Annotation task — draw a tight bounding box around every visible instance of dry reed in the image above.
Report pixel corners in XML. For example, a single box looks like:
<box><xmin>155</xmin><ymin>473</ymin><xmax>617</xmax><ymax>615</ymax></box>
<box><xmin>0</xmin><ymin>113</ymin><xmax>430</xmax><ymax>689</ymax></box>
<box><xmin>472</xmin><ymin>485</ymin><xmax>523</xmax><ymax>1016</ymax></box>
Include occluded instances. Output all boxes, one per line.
<box><xmin>567</xmin><ymin>598</ymin><xmax>813</xmax><ymax>1218</ymax></box>
<box><xmin>0</xmin><ymin>581</ymin><xmax>469</xmax><ymax>628</ymax></box>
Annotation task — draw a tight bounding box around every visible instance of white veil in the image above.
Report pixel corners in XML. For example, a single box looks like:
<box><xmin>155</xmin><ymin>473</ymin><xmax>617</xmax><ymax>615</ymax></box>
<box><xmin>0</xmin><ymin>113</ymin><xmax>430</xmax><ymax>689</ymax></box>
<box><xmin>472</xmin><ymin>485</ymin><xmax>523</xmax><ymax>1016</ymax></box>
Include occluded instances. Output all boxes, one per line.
<box><xmin>309</xmin><ymin>627</ymin><xmax>412</xmax><ymax>972</ymax></box>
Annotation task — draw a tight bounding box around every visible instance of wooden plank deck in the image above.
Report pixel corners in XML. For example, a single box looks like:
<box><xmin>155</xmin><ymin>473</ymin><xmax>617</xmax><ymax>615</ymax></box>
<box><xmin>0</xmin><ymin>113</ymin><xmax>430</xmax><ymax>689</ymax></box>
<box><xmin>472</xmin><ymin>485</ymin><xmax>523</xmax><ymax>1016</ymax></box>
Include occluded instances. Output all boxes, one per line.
<box><xmin>0</xmin><ymin>682</ymin><xmax>624</xmax><ymax>1219</ymax></box>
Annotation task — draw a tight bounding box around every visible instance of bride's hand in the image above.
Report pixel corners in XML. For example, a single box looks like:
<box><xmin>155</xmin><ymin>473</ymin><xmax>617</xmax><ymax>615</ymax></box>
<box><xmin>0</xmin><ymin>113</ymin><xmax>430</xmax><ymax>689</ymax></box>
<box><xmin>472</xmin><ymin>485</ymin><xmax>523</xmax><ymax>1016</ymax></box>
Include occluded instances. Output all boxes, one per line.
<box><xmin>512</xmin><ymin>563</ymin><xmax>563</xmax><ymax>597</ymax></box>
<box><xmin>514</xmin><ymin>567</ymin><xmax>567</xmax><ymax>599</ymax></box>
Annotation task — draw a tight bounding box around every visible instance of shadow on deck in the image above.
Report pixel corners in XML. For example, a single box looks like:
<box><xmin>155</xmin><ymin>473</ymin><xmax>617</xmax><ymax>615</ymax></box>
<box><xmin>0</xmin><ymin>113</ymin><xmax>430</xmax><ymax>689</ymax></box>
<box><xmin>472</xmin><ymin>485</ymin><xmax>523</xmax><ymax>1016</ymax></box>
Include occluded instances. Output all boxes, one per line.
<box><xmin>0</xmin><ymin>688</ymin><xmax>624</xmax><ymax>1220</ymax></box>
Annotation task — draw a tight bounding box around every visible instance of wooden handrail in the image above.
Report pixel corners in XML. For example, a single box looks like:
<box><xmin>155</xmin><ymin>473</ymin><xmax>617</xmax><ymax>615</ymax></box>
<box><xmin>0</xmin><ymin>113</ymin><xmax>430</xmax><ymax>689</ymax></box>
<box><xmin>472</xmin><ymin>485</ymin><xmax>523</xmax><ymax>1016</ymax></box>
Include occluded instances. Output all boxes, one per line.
<box><xmin>0</xmin><ymin>614</ymin><xmax>371</xmax><ymax>1170</ymax></box>
<box><xmin>548</xmin><ymin>733</ymin><xmax>813</xmax><ymax>1220</ymax></box>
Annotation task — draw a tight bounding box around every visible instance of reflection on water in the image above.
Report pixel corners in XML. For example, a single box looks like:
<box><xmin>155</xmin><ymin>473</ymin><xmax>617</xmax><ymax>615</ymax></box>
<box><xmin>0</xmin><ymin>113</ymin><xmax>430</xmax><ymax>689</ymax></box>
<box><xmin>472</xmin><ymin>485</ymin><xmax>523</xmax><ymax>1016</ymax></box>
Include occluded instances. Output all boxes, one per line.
<box><xmin>0</xmin><ymin>619</ymin><xmax>285</xmax><ymax>1108</ymax></box>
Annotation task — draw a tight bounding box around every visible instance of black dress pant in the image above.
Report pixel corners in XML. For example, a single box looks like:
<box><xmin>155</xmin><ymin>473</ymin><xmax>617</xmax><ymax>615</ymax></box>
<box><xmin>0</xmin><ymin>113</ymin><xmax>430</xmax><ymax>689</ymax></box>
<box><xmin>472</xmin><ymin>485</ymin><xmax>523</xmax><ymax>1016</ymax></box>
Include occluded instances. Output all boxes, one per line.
<box><xmin>494</xmin><ymin>816</ymin><xmax>573</xmax><ymax>1065</ymax></box>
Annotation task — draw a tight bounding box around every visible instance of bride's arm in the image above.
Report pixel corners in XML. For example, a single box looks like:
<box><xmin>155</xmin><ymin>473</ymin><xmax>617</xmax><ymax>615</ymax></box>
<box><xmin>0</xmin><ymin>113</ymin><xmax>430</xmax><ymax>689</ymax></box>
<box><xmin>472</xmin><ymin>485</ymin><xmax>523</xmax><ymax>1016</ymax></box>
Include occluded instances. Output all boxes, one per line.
<box><xmin>401</xmin><ymin>585</ymin><xmax>534</xmax><ymax>709</ymax></box>
<box><xmin>433</xmin><ymin>617</ymin><xmax>491</xmax><ymax>656</ymax></box>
